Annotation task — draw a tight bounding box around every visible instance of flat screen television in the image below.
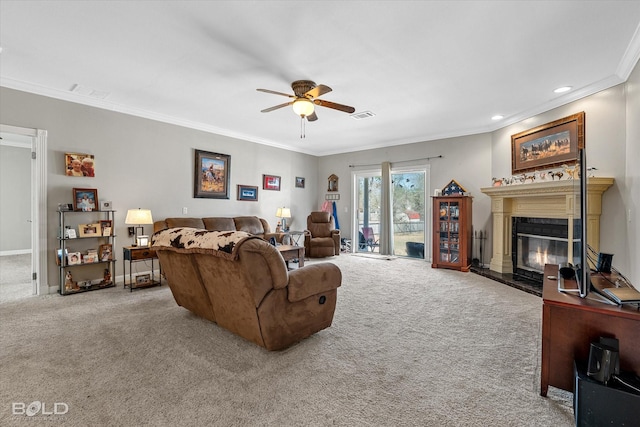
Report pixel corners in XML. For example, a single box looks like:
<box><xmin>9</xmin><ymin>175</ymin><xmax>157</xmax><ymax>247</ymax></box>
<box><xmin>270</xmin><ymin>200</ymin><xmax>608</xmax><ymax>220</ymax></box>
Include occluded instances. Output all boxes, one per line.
<box><xmin>575</xmin><ymin>147</ymin><xmax>590</xmax><ymax>298</ymax></box>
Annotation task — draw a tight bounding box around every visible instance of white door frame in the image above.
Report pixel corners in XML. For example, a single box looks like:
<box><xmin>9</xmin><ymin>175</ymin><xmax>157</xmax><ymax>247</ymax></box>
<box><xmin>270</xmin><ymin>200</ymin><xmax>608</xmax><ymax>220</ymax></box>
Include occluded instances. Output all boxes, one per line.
<box><xmin>1</xmin><ymin>124</ymin><xmax>48</xmax><ymax>295</ymax></box>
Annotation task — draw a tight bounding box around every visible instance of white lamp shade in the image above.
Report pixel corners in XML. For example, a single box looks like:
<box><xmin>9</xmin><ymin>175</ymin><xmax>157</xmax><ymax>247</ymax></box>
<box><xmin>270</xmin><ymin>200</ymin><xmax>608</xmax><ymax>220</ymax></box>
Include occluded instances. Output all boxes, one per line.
<box><xmin>276</xmin><ymin>207</ymin><xmax>291</xmax><ymax>218</ymax></box>
<box><xmin>125</xmin><ymin>208</ymin><xmax>153</xmax><ymax>225</ymax></box>
<box><xmin>292</xmin><ymin>98</ymin><xmax>314</xmax><ymax>117</ymax></box>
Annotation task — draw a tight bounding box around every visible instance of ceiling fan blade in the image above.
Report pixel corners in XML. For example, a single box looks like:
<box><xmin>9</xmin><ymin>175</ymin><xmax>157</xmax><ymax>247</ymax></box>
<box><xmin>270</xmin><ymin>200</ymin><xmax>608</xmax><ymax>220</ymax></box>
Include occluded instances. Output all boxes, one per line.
<box><xmin>313</xmin><ymin>99</ymin><xmax>355</xmax><ymax>114</ymax></box>
<box><xmin>306</xmin><ymin>111</ymin><xmax>318</xmax><ymax>122</ymax></box>
<box><xmin>305</xmin><ymin>84</ymin><xmax>332</xmax><ymax>99</ymax></box>
<box><xmin>257</xmin><ymin>88</ymin><xmax>294</xmax><ymax>98</ymax></box>
<box><xmin>261</xmin><ymin>101</ymin><xmax>292</xmax><ymax>113</ymax></box>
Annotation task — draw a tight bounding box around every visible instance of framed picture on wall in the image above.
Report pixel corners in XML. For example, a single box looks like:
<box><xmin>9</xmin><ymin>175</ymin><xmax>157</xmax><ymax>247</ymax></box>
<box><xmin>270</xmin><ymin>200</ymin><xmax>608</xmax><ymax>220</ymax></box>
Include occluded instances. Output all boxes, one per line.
<box><xmin>262</xmin><ymin>174</ymin><xmax>281</xmax><ymax>191</ymax></box>
<box><xmin>65</xmin><ymin>153</ymin><xmax>95</xmax><ymax>177</ymax></box>
<box><xmin>295</xmin><ymin>177</ymin><xmax>305</xmax><ymax>188</ymax></box>
<box><xmin>511</xmin><ymin>112</ymin><xmax>584</xmax><ymax>174</ymax></box>
<box><xmin>237</xmin><ymin>185</ymin><xmax>258</xmax><ymax>201</ymax></box>
<box><xmin>194</xmin><ymin>149</ymin><xmax>230</xmax><ymax>199</ymax></box>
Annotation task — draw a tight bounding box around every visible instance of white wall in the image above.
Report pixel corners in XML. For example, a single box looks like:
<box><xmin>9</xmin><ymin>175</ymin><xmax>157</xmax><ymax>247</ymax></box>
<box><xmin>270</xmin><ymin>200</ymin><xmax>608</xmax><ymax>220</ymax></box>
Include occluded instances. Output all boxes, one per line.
<box><xmin>0</xmin><ymin>142</ymin><xmax>31</xmax><ymax>253</ymax></box>
<box><xmin>0</xmin><ymin>87</ymin><xmax>319</xmax><ymax>291</ymax></box>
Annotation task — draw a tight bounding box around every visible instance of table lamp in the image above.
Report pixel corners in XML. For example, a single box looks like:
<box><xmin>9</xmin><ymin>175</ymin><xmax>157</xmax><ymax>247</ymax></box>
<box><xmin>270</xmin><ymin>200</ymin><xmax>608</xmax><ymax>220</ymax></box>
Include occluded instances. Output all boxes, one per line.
<box><xmin>125</xmin><ymin>208</ymin><xmax>154</xmax><ymax>246</ymax></box>
<box><xmin>276</xmin><ymin>207</ymin><xmax>291</xmax><ymax>231</ymax></box>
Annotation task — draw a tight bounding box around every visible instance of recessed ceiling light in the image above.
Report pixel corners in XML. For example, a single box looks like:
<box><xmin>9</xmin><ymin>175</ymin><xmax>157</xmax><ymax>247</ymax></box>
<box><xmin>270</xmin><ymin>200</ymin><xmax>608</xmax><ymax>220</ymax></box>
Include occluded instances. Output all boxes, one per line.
<box><xmin>491</xmin><ymin>115</ymin><xmax>504</xmax><ymax>121</ymax></box>
<box><xmin>554</xmin><ymin>86</ymin><xmax>572</xmax><ymax>94</ymax></box>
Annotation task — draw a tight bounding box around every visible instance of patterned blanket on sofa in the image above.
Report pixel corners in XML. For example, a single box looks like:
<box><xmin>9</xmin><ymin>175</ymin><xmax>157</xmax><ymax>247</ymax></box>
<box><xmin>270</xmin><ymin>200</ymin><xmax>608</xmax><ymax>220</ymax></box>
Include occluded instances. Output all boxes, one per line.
<box><xmin>151</xmin><ymin>227</ymin><xmax>260</xmax><ymax>259</ymax></box>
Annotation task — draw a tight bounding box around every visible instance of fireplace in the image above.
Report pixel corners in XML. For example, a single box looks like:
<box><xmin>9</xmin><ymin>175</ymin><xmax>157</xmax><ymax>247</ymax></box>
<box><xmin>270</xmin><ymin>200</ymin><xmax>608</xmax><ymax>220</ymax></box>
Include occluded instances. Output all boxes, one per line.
<box><xmin>480</xmin><ymin>178</ymin><xmax>613</xmax><ymax>276</ymax></box>
<box><xmin>511</xmin><ymin>218</ymin><xmax>574</xmax><ymax>284</ymax></box>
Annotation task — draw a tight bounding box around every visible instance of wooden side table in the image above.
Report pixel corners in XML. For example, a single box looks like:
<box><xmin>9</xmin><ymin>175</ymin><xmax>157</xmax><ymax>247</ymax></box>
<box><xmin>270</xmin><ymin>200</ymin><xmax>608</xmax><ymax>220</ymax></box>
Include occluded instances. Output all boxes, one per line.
<box><xmin>122</xmin><ymin>246</ymin><xmax>162</xmax><ymax>291</ymax></box>
<box><xmin>277</xmin><ymin>245</ymin><xmax>305</xmax><ymax>269</ymax></box>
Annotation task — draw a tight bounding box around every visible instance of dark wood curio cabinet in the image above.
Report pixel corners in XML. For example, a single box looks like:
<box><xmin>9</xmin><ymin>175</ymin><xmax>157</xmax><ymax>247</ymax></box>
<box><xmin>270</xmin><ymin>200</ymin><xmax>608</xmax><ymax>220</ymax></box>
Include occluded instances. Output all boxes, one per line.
<box><xmin>432</xmin><ymin>196</ymin><xmax>473</xmax><ymax>272</ymax></box>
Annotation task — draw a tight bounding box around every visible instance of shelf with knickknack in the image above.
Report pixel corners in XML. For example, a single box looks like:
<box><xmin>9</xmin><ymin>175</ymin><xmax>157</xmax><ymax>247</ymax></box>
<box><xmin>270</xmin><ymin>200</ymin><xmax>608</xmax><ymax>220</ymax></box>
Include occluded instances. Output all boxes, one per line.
<box><xmin>57</xmin><ymin>209</ymin><xmax>117</xmax><ymax>295</ymax></box>
<box><xmin>432</xmin><ymin>180</ymin><xmax>473</xmax><ymax>272</ymax></box>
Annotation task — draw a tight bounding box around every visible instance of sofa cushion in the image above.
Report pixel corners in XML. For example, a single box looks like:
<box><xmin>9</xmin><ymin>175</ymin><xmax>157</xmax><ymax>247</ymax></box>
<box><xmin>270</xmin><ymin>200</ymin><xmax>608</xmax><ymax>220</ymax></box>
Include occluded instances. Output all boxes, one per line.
<box><xmin>234</xmin><ymin>216</ymin><xmax>265</xmax><ymax>235</ymax></box>
<box><xmin>203</xmin><ymin>217</ymin><xmax>236</xmax><ymax>232</ymax></box>
<box><xmin>166</xmin><ymin>217</ymin><xmax>205</xmax><ymax>229</ymax></box>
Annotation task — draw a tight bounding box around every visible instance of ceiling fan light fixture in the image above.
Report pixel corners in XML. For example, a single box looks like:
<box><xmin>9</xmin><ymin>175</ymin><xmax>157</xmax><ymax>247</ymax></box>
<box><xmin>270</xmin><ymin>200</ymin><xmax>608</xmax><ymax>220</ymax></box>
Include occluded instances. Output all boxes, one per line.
<box><xmin>292</xmin><ymin>98</ymin><xmax>314</xmax><ymax>117</ymax></box>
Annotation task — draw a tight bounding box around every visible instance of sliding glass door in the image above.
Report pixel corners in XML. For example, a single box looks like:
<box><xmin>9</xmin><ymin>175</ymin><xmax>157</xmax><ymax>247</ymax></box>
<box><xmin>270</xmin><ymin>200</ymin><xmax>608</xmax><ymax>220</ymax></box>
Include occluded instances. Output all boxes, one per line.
<box><xmin>391</xmin><ymin>169</ymin><xmax>426</xmax><ymax>258</ymax></box>
<box><xmin>353</xmin><ymin>166</ymin><xmax>428</xmax><ymax>259</ymax></box>
<box><xmin>355</xmin><ymin>172</ymin><xmax>382</xmax><ymax>253</ymax></box>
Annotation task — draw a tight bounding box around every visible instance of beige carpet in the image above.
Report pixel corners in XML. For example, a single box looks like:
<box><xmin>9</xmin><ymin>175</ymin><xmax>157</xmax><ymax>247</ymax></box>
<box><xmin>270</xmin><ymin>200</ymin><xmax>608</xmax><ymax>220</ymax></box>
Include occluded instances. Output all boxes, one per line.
<box><xmin>0</xmin><ymin>254</ymin><xmax>574</xmax><ymax>426</ymax></box>
<box><xmin>0</xmin><ymin>254</ymin><xmax>33</xmax><ymax>303</ymax></box>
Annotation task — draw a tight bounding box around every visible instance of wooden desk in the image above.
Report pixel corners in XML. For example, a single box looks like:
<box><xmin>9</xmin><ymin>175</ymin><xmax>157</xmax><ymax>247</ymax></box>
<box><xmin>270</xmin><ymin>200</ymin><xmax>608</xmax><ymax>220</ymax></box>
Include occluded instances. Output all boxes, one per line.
<box><xmin>540</xmin><ymin>264</ymin><xmax>640</xmax><ymax>396</ymax></box>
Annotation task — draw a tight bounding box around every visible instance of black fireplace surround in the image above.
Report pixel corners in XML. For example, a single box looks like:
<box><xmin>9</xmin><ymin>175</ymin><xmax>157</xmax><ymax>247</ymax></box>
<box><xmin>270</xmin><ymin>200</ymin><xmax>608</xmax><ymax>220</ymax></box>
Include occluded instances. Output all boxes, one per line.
<box><xmin>512</xmin><ymin>217</ymin><xmax>574</xmax><ymax>284</ymax></box>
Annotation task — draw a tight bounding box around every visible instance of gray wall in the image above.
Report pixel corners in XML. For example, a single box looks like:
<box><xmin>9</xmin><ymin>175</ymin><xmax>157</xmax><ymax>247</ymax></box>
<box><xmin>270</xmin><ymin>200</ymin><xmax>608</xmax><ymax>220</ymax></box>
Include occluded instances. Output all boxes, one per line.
<box><xmin>0</xmin><ymin>142</ymin><xmax>31</xmax><ymax>253</ymax></box>
<box><xmin>317</xmin><ymin>133</ymin><xmax>493</xmax><ymax>262</ymax></box>
<box><xmin>2</xmin><ymin>56</ymin><xmax>638</xmax><ymax>288</ymax></box>
<box><xmin>491</xmin><ymin>84</ymin><xmax>631</xmax><ymax>277</ymax></box>
<box><xmin>625</xmin><ymin>59</ymin><xmax>640</xmax><ymax>284</ymax></box>
<box><xmin>0</xmin><ymin>87</ymin><xmax>318</xmax><ymax>289</ymax></box>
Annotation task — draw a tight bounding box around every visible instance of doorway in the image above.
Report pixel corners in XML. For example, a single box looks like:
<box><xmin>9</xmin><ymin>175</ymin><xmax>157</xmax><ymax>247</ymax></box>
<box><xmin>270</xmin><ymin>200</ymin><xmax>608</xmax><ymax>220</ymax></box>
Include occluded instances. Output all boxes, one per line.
<box><xmin>352</xmin><ymin>165</ymin><xmax>429</xmax><ymax>259</ymax></box>
<box><xmin>0</xmin><ymin>124</ymin><xmax>47</xmax><ymax>300</ymax></box>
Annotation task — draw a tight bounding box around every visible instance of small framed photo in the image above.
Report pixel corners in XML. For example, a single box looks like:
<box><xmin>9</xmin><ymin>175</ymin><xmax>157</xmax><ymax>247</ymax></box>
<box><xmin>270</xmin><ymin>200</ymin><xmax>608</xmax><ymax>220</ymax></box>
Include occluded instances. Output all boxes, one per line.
<box><xmin>83</xmin><ymin>252</ymin><xmax>99</xmax><ymax>264</ymax></box>
<box><xmin>135</xmin><ymin>274</ymin><xmax>151</xmax><ymax>286</ymax></box>
<box><xmin>295</xmin><ymin>177</ymin><xmax>305</xmax><ymax>188</ymax></box>
<box><xmin>67</xmin><ymin>252</ymin><xmax>82</xmax><ymax>265</ymax></box>
<box><xmin>100</xmin><ymin>200</ymin><xmax>113</xmax><ymax>211</ymax></box>
<box><xmin>73</xmin><ymin>188</ymin><xmax>98</xmax><ymax>212</ymax></box>
<box><xmin>78</xmin><ymin>223</ymin><xmax>101</xmax><ymax>238</ymax></box>
<box><xmin>100</xmin><ymin>220</ymin><xmax>112</xmax><ymax>236</ymax></box>
<box><xmin>262</xmin><ymin>174</ymin><xmax>281</xmax><ymax>191</ymax></box>
<box><xmin>237</xmin><ymin>185</ymin><xmax>258</xmax><ymax>201</ymax></box>
<box><xmin>99</xmin><ymin>243</ymin><xmax>113</xmax><ymax>261</ymax></box>
<box><xmin>65</xmin><ymin>153</ymin><xmax>95</xmax><ymax>177</ymax></box>
<box><xmin>65</xmin><ymin>228</ymin><xmax>77</xmax><ymax>239</ymax></box>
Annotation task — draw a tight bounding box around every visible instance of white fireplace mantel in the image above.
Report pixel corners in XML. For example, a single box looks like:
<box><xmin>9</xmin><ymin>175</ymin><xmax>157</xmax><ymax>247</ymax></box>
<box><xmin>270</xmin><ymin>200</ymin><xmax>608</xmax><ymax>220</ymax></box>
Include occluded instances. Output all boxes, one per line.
<box><xmin>480</xmin><ymin>177</ymin><xmax>614</xmax><ymax>274</ymax></box>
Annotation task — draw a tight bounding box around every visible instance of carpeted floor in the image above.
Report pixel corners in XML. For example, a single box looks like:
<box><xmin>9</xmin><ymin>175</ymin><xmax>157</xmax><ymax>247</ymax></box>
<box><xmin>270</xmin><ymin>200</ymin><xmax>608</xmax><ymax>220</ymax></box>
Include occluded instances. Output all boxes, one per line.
<box><xmin>0</xmin><ymin>254</ymin><xmax>33</xmax><ymax>303</ymax></box>
<box><xmin>0</xmin><ymin>254</ymin><xmax>574</xmax><ymax>426</ymax></box>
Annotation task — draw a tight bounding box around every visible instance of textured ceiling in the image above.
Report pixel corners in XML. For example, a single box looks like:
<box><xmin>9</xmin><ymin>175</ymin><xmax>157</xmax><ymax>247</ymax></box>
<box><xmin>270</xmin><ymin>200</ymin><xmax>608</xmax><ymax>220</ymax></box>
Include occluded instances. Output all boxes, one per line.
<box><xmin>1</xmin><ymin>1</ymin><xmax>639</xmax><ymax>156</ymax></box>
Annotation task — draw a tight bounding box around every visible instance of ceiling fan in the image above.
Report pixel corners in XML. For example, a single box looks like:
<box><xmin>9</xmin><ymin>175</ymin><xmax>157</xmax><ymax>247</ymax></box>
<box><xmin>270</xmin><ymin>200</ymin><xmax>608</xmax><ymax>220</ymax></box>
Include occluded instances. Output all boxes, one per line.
<box><xmin>257</xmin><ymin>80</ymin><xmax>355</xmax><ymax>122</ymax></box>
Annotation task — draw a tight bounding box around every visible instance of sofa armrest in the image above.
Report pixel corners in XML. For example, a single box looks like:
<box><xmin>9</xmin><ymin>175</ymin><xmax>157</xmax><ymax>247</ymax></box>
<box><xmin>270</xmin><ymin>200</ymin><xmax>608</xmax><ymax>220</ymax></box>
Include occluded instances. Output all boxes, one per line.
<box><xmin>287</xmin><ymin>263</ymin><xmax>342</xmax><ymax>302</ymax></box>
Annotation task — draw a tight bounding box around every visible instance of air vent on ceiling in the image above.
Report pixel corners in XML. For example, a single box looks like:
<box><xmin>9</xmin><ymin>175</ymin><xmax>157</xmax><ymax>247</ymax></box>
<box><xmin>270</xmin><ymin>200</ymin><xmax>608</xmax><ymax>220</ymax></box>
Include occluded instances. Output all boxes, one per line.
<box><xmin>350</xmin><ymin>111</ymin><xmax>376</xmax><ymax>120</ymax></box>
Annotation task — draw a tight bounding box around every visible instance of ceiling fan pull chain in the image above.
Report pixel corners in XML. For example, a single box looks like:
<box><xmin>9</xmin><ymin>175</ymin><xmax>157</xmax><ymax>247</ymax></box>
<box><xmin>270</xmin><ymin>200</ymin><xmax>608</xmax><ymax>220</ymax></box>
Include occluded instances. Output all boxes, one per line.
<box><xmin>300</xmin><ymin>116</ymin><xmax>305</xmax><ymax>139</ymax></box>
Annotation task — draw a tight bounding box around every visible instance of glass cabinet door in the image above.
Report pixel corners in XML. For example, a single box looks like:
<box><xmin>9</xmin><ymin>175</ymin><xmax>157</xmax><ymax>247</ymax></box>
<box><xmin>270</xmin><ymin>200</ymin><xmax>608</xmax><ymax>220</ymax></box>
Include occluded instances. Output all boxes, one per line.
<box><xmin>438</xmin><ymin>200</ymin><xmax>460</xmax><ymax>264</ymax></box>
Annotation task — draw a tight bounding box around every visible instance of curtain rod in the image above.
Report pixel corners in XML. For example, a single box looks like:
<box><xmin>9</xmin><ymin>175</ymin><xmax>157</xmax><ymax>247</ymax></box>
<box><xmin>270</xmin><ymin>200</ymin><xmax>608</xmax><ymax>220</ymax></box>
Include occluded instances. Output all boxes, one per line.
<box><xmin>348</xmin><ymin>155</ymin><xmax>443</xmax><ymax>168</ymax></box>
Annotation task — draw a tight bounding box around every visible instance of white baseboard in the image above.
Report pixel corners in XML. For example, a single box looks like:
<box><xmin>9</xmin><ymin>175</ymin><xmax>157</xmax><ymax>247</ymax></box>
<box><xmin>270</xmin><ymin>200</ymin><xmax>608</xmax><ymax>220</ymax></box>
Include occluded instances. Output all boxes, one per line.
<box><xmin>0</xmin><ymin>249</ymin><xmax>32</xmax><ymax>256</ymax></box>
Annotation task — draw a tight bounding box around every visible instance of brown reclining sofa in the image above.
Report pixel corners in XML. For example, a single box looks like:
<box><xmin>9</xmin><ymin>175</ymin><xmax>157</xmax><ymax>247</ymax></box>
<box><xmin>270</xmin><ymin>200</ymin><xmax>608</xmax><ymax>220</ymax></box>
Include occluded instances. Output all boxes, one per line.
<box><xmin>151</xmin><ymin>217</ymin><xmax>342</xmax><ymax>351</ymax></box>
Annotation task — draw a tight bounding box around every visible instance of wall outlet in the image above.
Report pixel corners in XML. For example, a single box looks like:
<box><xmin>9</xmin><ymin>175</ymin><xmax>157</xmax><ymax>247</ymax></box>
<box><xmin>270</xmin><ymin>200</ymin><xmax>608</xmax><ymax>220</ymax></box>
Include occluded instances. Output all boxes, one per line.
<box><xmin>182</xmin><ymin>207</ymin><xmax>188</xmax><ymax>215</ymax></box>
